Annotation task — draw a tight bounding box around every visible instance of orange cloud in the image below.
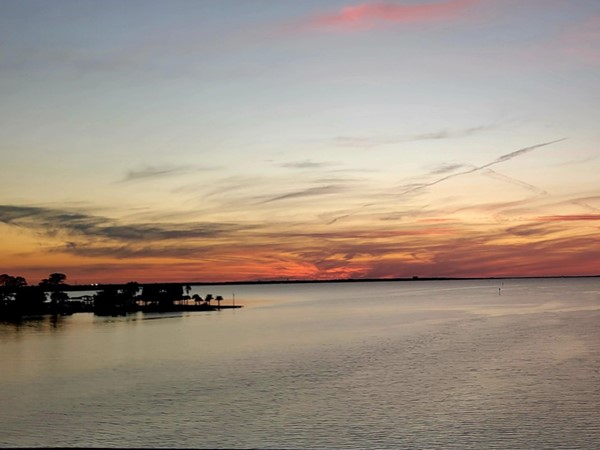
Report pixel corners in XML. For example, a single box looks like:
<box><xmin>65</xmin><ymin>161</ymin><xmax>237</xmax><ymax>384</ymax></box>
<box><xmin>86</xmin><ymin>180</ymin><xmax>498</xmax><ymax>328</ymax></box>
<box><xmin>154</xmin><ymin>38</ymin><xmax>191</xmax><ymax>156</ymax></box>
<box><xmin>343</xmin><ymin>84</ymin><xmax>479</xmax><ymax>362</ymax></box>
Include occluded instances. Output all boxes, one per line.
<box><xmin>306</xmin><ymin>0</ymin><xmax>479</xmax><ymax>32</ymax></box>
<box><xmin>3</xmin><ymin>201</ymin><xmax>599</xmax><ymax>284</ymax></box>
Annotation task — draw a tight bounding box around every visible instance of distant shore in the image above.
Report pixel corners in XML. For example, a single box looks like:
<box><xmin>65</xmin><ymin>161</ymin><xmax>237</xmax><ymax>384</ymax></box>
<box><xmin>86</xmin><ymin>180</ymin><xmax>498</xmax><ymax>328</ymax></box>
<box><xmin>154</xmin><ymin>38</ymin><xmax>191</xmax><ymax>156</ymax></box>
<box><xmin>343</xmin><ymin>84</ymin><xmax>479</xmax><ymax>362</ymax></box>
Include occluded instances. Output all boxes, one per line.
<box><xmin>62</xmin><ymin>274</ymin><xmax>600</xmax><ymax>292</ymax></box>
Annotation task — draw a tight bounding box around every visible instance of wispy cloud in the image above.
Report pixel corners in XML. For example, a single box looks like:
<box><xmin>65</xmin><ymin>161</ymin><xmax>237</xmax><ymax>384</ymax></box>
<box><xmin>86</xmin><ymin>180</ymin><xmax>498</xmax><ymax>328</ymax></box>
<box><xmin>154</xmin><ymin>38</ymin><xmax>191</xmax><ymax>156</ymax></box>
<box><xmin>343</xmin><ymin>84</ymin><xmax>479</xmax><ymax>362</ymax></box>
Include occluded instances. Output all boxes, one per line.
<box><xmin>537</xmin><ymin>214</ymin><xmax>600</xmax><ymax>222</ymax></box>
<box><xmin>505</xmin><ymin>223</ymin><xmax>555</xmax><ymax>237</ymax></box>
<box><xmin>0</xmin><ymin>205</ymin><xmax>244</xmax><ymax>242</ymax></box>
<box><xmin>52</xmin><ymin>242</ymin><xmax>206</xmax><ymax>260</ymax></box>
<box><xmin>321</xmin><ymin>139</ymin><xmax>565</xmax><ymax>226</ymax></box>
<box><xmin>570</xmin><ymin>196</ymin><xmax>600</xmax><ymax>213</ymax></box>
<box><xmin>282</xmin><ymin>216</ymin><xmax>600</xmax><ymax>280</ymax></box>
<box><xmin>302</xmin><ymin>0</ymin><xmax>479</xmax><ymax>32</ymax></box>
<box><xmin>354</xmin><ymin>229</ymin><xmax>600</xmax><ymax>279</ymax></box>
<box><xmin>120</xmin><ymin>165</ymin><xmax>217</xmax><ymax>183</ymax></box>
<box><xmin>429</xmin><ymin>163</ymin><xmax>473</xmax><ymax>175</ymax></box>
<box><xmin>411</xmin><ymin>126</ymin><xmax>491</xmax><ymax>141</ymax></box>
<box><xmin>333</xmin><ymin>125</ymin><xmax>492</xmax><ymax>148</ymax></box>
<box><xmin>318</xmin><ymin>201</ymin><xmax>380</xmax><ymax>225</ymax></box>
<box><xmin>261</xmin><ymin>185</ymin><xmax>346</xmax><ymax>204</ymax></box>
<box><xmin>279</xmin><ymin>160</ymin><xmax>338</xmax><ymax>169</ymax></box>
<box><xmin>482</xmin><ymin>169</ymin><xmax>547</xmax><ymax>195</ymax></box>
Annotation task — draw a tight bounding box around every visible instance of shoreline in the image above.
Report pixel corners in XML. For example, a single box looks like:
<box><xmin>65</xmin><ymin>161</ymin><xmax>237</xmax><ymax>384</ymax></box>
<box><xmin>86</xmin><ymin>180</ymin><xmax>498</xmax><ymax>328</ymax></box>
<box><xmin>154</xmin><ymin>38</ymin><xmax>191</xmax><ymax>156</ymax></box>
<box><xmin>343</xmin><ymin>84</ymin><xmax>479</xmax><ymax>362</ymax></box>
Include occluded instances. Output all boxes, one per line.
<box><xmin>0</xmin><ymin>303</ymin><xmax>243</xmax><ymax>322</ymax></box>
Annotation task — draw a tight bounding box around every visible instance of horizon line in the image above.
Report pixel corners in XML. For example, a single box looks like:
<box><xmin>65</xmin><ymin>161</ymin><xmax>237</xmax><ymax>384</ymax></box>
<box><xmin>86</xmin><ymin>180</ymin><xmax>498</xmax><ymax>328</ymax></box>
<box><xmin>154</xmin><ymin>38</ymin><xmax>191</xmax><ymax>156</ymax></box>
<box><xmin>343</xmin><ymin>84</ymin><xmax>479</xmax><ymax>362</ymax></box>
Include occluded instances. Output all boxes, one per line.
<box><xmin>59</xmin><ymin>274</ymin><xmax>600</xmax><ymax>289</ymax></box>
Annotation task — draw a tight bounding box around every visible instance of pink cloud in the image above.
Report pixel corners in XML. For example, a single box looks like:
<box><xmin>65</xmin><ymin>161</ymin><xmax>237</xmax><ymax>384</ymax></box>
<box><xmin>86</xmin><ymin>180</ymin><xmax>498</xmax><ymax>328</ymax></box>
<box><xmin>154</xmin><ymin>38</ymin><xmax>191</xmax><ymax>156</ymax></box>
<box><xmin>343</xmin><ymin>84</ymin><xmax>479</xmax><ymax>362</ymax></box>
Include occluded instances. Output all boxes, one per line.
<box><xmin>306</xmin><ymin>0</ymin><xmax>479</xmax><ymax>32</ymax></box>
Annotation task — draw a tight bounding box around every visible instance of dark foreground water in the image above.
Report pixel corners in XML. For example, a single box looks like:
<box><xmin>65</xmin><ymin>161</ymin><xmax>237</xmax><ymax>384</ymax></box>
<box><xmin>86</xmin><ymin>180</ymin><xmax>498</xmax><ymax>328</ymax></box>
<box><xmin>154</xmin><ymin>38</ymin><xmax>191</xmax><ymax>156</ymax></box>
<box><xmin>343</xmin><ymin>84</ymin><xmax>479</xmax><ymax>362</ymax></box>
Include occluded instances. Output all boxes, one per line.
<box><xmin>1</xmin><ymin>278</ymin><xmax>599</xmax><ymax>448</ymax></box>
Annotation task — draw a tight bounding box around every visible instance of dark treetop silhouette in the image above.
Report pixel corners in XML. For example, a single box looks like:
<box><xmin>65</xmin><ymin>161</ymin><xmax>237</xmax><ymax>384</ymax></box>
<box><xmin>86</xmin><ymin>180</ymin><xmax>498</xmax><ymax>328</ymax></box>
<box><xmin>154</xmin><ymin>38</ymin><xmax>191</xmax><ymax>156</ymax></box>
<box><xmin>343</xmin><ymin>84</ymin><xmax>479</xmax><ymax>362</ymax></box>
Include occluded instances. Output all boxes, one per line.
<box><xmin>0</xmin><ymin>273</ymin><xmax>240</xmax><ymax>320</ymax></box>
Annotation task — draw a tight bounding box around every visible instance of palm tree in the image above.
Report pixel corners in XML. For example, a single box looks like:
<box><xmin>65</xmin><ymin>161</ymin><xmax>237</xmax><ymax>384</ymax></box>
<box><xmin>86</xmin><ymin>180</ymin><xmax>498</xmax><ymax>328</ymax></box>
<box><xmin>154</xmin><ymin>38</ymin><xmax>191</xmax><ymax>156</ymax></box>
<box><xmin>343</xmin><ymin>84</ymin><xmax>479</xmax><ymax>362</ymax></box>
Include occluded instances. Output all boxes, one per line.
<box><xmin>182</xmin><ymin>285</ymin><xmax>192</xmax><ymax>305</ymax></box>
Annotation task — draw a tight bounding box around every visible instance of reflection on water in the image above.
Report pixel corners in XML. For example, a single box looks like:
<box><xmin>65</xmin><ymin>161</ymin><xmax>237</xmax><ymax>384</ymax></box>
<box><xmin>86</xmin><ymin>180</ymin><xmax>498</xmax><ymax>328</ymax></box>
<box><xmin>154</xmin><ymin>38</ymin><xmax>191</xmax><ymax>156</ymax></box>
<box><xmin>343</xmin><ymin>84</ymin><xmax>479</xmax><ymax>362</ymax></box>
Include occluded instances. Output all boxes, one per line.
<box><xmin>1</xmin><ymin>278</ymin><xmax>599</xmax><ymax>448</ymax></box>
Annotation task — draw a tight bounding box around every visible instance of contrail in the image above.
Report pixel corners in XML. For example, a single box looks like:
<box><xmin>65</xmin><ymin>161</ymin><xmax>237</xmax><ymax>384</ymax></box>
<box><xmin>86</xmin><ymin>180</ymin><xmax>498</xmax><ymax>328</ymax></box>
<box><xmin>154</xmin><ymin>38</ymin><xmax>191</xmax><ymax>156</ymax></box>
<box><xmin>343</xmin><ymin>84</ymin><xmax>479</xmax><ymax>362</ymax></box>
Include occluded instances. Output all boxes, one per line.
<box><xmin>325</xmin><ymin>138</ymin><xmax>567</xmax><ymax>225</ymax></box>
<box><xmin>397</xmin><ymin>138</ymin><xmax>567</xmax><ymax>196</ymax></box>
<box><xmin>483</xmin><ymin>169</ymin><xmax>547</xmax><ymax>195</ymax></box>
<box><xmin>481</xmin><ymin>138</ymin><xmax>567</xmax><ymax>168</ymax></box>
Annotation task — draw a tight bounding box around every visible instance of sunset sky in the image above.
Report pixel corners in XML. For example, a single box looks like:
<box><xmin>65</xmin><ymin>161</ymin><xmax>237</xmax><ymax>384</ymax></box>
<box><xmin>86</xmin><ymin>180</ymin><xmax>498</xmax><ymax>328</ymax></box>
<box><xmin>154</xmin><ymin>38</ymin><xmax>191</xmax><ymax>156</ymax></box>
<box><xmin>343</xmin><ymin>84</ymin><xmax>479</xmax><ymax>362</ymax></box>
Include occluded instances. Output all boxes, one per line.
<box><xmin>1</xmin><ymin>0</ymin><xmax>599</xmax><ymax>284</ymax></box>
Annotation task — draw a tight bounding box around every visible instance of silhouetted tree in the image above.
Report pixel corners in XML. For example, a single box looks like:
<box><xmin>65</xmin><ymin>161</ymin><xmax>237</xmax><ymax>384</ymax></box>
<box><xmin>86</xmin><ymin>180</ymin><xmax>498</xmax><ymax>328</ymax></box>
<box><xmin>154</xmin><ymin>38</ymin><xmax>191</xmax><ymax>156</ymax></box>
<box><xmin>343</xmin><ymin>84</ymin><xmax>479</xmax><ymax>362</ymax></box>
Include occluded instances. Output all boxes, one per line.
<box><xmin>0</xmin><ymin>274</ymin><xmax>47</xmax><ymax>318</ymax></box>
<box><xmin>50</xmin><ymin>291</ymin><xmax>69</xmax><ymax>310</ymax></box>
<box><xmin>93</xmin><ymin>282</ymin><xmax>141</xmax><ymax>316</ymax></box>
<box><xmin>0</xmin><ymin>275</ymin><xmax>18</xmax><ymax>305</ymax></box>
<box><xmin>40</xmin><ymin>273</ymin><xmax>67</xmax><ymax>286</ymax></box>
<box><xmin>141</xmin><ymin>284</ymin><xmax>161</xmax><ymax>307</ymax></box>
<box><xmin>93</xmin><ymin>287</ymin><xmax>122</xmax><ymax>315</ymax></box>
<box><xmin>183</xmin><ymin>285</ymin><xmax>192</xmax><ymax>305</ymax></box>
<box><xmin>1</xmin><ymin>274</ymin><xmax>33</xmax><ymax>318</ymax></box>
<box><xmin>141</xmin><ymin>284</ymin><xmax>183</xmax><ymax>310</ymax></box>
<box><xmin>0</xmin><ymin>273</ymin><xmax>27</xmax><ymax>304</ymax></box>
<box><xmin>15</xmin><ymin>286</ymin><xmax>47</xmax><ymax>315</ymax></box>
<box><xmin>160</xmin><ymin>284</ymin><xmax>183</xmax><ymax>309</ymax></box>
<box><xmin>40</xmin><ymin>273</ymin><xmax>68</xmax><ymax>314</ymax></box>
<box><xmin>121</xmin><ymin>281</ymin><xmax>140</xmax><ymax>309</ymax></box>
<box><xmin>0</xmin><ymin>274</ymin><xmax>27</xmax><ymax>288</ymax></box>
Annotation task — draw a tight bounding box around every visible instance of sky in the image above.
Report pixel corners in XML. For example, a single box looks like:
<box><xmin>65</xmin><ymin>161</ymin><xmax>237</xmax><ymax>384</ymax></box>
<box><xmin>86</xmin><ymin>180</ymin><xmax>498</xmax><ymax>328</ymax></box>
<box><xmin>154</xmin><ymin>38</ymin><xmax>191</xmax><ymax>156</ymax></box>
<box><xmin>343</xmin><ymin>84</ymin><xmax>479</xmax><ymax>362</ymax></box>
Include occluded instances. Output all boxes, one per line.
<box><xmin>1</xmin><ymin>0</ymin><xmax>599</xmax><ymax>284</ymax></box>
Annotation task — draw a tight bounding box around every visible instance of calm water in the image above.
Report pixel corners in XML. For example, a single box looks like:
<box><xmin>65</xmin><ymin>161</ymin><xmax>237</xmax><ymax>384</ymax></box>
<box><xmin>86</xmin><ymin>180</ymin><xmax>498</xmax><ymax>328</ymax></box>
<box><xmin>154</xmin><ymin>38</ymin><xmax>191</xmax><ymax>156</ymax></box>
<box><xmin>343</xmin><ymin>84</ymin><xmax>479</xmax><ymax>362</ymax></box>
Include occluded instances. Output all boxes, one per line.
<box><xmin>1</xmin><ymin>278</ymin><xmax>599</xmax><ymax>448</ymax></box>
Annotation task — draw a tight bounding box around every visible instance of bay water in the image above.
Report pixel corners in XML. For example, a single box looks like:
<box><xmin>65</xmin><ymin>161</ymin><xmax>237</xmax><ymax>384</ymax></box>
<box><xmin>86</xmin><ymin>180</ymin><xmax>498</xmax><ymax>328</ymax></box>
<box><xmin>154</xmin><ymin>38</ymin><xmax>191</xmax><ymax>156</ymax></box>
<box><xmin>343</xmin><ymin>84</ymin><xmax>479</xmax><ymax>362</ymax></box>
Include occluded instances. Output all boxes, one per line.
<box><xmin>1</xmin><ymin>278</ymin><xmax>599</xmax><ymax>448</ymax></box>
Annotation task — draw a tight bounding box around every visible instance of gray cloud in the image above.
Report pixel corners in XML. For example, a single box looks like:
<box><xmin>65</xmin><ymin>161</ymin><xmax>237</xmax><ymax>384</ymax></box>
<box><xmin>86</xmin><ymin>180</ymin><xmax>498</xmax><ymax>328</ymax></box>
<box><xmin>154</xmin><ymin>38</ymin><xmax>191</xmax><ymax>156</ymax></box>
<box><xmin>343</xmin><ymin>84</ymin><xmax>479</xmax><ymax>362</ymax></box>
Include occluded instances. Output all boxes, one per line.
<box><xmin>120</xmin><ymin>165</ymin><xmax>217</xmax><ymax>183</ymax></box>
<box><xmin>0</xmin><ymin>205</ymin><xmax>244</xmax><ymax>242</ymax></box>
<box><xmin>428</xmin><ymin>163</ymin><xmax>473</xmax><ymax>175</ymax></box>
<box><xmin>0</xmin><ymin>205</ymin><xmax>96</xmax><ymax>228</ymax></box>
<box><xmin>53</xmin><ymin>242</ymin><xmax>207</xmax><ymax>260</ymax></box>
<box><xmin>486</xmin><ymin>139</ymin><xmax>566</xmax><ymax>166</ymax></box>
<box><xmin>326</xmin><ymin>214</ymin><xmax>351</xmax><ymax>225</ymax></box>
<box><xmin>261</xmin><ymin>185</ymin><xmax>346</xmax><ymax>203</ymax></box>
<box><xmin>505</xmin><ymin>223</ymin><xmax>555</xmax><ymax>237</ymax></box>
<box><xmin>321</xmin><ymin>202</ymin><xmax>377</xmax><ymax>225</ymax></box>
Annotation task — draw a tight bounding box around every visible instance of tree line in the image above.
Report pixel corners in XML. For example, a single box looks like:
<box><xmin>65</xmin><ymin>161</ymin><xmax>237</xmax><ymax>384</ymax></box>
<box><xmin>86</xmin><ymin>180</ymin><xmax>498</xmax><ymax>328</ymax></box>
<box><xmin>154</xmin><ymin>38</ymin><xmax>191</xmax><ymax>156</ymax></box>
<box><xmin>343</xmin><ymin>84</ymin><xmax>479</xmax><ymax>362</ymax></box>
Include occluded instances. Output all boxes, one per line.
<box><xmin>0</xmin><ymin>273</ymin><xmax>225</xmax><ymax>320</ymax></box>
<box><xmin>0</xmin><ymin>272</ymin><xmax>70</xmax><ymax>318</ymax></box>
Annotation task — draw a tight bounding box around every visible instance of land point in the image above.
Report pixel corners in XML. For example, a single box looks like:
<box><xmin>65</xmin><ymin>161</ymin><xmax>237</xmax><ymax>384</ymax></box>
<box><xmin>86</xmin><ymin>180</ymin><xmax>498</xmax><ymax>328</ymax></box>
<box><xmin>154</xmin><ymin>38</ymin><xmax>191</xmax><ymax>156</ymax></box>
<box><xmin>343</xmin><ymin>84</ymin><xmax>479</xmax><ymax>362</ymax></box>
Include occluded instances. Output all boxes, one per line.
<box><xmin>0</xmin><ymin>274</ymin><xmax>242</xmax><ymax>321</ymax></box>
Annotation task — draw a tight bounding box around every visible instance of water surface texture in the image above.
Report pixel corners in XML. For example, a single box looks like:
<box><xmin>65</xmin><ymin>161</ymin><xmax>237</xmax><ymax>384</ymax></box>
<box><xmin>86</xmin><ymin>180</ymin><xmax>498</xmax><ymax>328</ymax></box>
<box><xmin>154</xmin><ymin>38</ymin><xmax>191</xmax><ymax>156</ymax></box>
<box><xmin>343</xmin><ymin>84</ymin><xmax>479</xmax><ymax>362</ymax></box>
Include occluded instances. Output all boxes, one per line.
<box><xmin>1</xmin><ymin>278</ymin><xmax>599</xmax><ymax>448</ymax></box>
